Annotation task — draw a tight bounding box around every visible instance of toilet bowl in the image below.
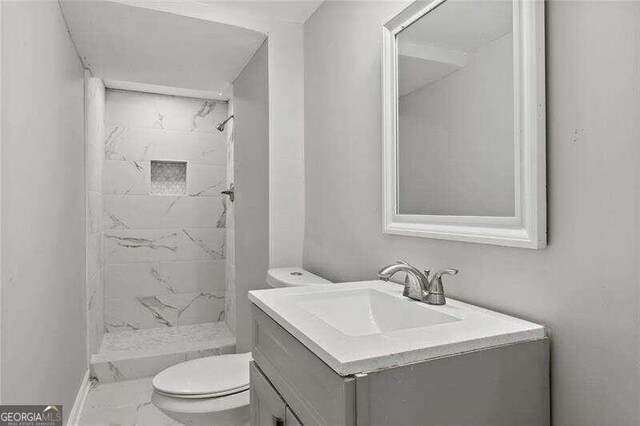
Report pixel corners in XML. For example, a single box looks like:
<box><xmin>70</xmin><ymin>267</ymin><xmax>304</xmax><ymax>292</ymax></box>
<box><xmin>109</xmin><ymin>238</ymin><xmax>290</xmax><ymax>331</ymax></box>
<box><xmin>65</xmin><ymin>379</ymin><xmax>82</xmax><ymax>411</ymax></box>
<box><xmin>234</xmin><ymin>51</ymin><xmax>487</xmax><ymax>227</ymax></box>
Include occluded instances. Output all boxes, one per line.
<box><xmin>151</xmin><ymin>352</ymin><xmax>252</xmax><ymax>426</ymax></box>
<box><xmin>151</xmin><ymin>268</ymin><xmax>331</xmax><ymax>426</ymax></box>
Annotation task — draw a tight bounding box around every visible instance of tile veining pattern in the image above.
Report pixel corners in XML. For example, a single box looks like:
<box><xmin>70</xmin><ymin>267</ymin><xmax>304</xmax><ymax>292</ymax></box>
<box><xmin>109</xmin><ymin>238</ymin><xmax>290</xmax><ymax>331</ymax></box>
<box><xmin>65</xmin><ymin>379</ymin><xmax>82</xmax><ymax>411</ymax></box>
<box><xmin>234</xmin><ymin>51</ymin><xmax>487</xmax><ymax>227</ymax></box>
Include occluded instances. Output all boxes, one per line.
<box><xmin>86</xmin><ymin>76</ymin><xmax>106</xmax><ymax>356</ymax></box>
<box><xmin>224</xmin><ymin>99</ymin><xmax>236</xmax><ymax>334</ymax></box>
<box><xmin>103</xmin><ymin>90</ymin><xmax>228</xmax><ymax>332</ymax></box>
<box><xmin>91</xmin><ymin>322</ymin><xmax>235</xmax><ymax>384</ymax></box>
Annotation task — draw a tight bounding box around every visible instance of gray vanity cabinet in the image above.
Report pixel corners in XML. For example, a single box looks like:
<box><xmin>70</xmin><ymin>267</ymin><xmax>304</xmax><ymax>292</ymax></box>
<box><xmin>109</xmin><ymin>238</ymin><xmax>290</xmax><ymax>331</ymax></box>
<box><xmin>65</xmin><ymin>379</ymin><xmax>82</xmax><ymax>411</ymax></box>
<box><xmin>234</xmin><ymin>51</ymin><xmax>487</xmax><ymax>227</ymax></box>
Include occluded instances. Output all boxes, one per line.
<box><xmin>251</xmin><ymin>306</ymin><xmax>356</xmax><ymax>426</ymax></box>
<box><xmin>250</xmin><ymin>361</ymin><xmax>305</xmax><ymax>426</ymax></box>
<box><xmin>250</xmin><ymin>361</ymin><xmax>286</xmax><ymax>426</ymax></box>
<box><xmin>251</xmin><ymin>304</ymin><xmax>550</xmax><ymax>426</ymax></box>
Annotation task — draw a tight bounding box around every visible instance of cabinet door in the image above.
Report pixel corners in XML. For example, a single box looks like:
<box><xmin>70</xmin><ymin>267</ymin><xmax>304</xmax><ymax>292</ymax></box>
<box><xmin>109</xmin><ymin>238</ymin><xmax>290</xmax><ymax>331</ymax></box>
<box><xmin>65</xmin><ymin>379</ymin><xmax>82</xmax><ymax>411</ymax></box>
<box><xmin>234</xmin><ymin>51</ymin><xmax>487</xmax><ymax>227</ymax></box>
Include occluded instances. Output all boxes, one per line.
<box><xmin>251</xmin><ymin>361</ymin><xmax>287</xmax><ymax>426</ymax></box>
<box><xmin>252</xmin><ymin>305</ymin><xmax>355</xmax><ymax>426</ymax></box>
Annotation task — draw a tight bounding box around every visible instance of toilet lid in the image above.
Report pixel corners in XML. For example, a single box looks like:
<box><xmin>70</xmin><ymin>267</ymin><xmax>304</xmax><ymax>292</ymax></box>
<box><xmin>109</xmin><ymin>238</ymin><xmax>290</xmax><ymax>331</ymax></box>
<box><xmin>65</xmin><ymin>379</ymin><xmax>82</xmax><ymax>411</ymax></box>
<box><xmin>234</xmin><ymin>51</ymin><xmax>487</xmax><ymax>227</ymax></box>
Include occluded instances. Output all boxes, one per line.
<box><xmin>152</xmin><ymin>353</ymin><xmax>252</xmax><ymax>398</ymax></box>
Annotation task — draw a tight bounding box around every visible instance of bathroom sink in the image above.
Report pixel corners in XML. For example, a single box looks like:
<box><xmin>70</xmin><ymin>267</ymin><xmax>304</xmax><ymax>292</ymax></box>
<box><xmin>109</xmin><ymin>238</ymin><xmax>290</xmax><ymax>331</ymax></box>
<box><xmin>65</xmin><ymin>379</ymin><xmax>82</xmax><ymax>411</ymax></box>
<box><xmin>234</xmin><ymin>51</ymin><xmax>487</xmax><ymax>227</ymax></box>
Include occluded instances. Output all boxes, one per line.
<box><xmin>296</xmin><ymin>289</ymin><xmax>460</xmax><ymax>337</ymax></box>
<box><xmin>249</xmin><ymin>280</ymin><xmax>545</xmax><ymax>375</ymax></box>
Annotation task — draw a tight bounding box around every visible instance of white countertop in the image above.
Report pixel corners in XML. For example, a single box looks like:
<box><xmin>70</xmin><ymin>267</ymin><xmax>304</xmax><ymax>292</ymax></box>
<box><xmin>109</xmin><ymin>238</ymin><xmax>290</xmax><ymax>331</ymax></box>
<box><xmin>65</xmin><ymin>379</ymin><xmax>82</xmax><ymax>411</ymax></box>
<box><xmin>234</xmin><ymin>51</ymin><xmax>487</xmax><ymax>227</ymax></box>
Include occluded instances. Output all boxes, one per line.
<box><xmin>248</xmin><ymin>280</ymin><xmax>546</xmax><ymax>376</ymax></box>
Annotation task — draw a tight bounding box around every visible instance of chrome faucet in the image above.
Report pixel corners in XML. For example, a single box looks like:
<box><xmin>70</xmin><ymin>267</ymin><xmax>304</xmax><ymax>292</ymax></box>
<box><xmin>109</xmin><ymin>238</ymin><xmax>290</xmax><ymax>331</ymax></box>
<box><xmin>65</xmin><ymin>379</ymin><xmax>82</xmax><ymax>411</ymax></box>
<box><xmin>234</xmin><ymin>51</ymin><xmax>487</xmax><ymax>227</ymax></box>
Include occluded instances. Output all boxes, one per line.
<box><xmin>424</xmin><ymin>268</ymin><xmax>459</xmax><ymax>305</ymax></box>
<box><xmin>377</xmin><ymin>261</ymin><xmax>458</xmax><ymax>305</ymax></box>
<box><xmin>378</xmin><ymin>261</ymin><xmax>430</xmax><ymax>301</ymax></box>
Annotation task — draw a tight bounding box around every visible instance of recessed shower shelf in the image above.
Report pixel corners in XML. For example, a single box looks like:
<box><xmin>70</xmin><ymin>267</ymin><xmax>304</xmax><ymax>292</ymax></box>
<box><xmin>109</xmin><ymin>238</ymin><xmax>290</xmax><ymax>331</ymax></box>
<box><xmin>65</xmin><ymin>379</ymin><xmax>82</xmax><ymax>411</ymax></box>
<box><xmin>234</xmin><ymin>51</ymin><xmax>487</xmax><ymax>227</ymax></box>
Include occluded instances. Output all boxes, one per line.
<box><xmin>150</xmin><ymin>160</ymin><xmax>187</xmax><ymax>195</ymax></box>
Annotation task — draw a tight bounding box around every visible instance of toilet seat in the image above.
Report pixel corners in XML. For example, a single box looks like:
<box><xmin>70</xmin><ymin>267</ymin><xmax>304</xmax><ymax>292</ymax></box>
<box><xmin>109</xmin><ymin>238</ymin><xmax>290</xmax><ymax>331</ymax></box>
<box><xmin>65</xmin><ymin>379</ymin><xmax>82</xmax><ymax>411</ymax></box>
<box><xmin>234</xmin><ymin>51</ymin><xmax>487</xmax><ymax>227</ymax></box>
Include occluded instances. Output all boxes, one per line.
<box><xmin>152</xmin><ymin>387</ymin><xmax>250</xmax><ymax>415</ymax></box>
<box><xmin>152</xmin><ymin>352</ymin><xmax>252</xmax><ymax>399</ymax></box>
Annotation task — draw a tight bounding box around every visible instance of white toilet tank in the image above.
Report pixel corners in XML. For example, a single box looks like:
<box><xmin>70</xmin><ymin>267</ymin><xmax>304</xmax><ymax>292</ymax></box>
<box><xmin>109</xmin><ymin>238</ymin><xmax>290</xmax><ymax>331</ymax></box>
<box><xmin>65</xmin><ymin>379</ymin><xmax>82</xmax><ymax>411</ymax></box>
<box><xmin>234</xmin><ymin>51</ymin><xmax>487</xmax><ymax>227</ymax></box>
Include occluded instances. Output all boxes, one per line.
<box><xmin>266</xmin><ymin>267</ymin><xmax>332</xmax><ymax>288</ymax></box>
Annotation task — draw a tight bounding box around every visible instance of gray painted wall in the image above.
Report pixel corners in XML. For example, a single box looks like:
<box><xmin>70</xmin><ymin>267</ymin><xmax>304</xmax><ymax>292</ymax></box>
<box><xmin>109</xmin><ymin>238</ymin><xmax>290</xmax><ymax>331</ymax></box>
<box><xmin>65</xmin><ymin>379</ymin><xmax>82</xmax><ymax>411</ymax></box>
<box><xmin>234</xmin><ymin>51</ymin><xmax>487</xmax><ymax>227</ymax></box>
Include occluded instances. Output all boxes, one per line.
<box><xmin>233</xmin><ymin>41</ymin><xmax>269</xmax><ymax>352</ymax></box>
<box><xmin>304</xmin><ymin>2</ymin><xmax>640</xmax><ymax>425</ymax></box>
<box><xmin>1</xmin><ymin>1</ymin><xmax>86</xmax><ymax>413</ymax></box>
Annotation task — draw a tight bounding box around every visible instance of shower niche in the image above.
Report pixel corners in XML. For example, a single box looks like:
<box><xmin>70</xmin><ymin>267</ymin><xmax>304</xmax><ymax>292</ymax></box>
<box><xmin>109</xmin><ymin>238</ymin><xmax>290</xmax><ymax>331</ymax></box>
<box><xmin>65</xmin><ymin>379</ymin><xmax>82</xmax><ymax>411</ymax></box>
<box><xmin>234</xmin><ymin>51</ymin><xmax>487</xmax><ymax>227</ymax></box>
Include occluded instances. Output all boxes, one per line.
<box><xmin>150</xmin><ymin>160</ymin><xmax>187</xmax><ymax>195</ymax></box>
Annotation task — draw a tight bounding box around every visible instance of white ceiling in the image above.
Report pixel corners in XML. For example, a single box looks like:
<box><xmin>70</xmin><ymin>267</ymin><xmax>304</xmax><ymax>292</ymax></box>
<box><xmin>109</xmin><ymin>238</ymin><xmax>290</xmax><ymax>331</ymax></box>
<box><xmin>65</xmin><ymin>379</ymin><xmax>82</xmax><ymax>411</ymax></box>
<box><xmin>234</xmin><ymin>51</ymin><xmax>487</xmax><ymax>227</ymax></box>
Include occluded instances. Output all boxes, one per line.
<box><xmin>187</xmin><ymin>0</ymin><xmax>324</xmax><ymax>24</ymax></box>
<box><xmin>61</xmin><ymin>1</ymin><xmax>268</xmax><ymax>99</ymax></box>
<box><xmin>108</xmin><ymin>0</ymin><xmax>325</xmax><ymax>37</ymax></box>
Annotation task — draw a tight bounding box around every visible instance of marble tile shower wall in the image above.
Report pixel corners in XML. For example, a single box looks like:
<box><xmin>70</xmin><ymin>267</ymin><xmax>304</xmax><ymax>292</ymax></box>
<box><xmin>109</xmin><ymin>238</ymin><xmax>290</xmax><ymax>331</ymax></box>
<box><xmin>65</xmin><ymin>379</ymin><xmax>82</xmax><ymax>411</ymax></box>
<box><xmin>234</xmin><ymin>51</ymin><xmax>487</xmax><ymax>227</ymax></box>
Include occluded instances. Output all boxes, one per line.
<box><xmin>224</xmin><ymin>100</ymin><xmax>236</xmax><ymax>334</ymax></box>
<box><xmin>103</xmin><ymin>90</ymin><xmax>228</xmax><ymax>333</ymax></box>
<box><xmin>86</xmin><ymin>76</ymin><xmax>106</xmax><ymax>356</ymax></box>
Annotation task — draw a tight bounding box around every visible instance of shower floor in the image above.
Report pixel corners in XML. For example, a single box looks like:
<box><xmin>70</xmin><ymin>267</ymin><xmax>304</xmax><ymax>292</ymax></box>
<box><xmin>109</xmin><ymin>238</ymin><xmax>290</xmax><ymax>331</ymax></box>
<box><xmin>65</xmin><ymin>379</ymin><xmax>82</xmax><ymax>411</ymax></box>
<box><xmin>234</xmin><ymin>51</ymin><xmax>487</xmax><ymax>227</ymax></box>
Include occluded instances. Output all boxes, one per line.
<box><xmin>91</xmin><ymin>322</ymin><xmax>235</xmax><ymax>384</ymax></box>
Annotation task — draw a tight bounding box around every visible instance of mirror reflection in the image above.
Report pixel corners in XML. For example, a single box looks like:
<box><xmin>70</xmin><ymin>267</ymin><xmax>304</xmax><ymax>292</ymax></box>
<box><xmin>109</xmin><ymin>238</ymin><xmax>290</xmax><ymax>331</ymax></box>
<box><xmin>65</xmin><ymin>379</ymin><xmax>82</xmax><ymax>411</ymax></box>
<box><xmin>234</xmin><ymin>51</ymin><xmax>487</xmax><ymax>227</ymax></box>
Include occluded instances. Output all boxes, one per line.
<box><xmin>397</xmin><ymin>0</ymin><xmax>515</xmax><ymax>217</ymax></box>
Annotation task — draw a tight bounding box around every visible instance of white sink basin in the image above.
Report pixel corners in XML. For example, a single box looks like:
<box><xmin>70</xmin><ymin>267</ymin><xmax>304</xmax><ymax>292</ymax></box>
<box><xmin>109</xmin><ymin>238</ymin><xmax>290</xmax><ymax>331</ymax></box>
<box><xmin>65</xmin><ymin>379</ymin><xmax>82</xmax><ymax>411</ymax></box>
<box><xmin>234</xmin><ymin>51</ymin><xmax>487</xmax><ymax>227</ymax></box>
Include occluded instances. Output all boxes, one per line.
<box><xmin>296</xmin><ymin>289</ymin><xmax>460</xmax><ymax>337</ymax></box>
<box><xmin>249</xmin><ymin>280</ymin><xmax>545</xmax><ymax>376</ymax></box>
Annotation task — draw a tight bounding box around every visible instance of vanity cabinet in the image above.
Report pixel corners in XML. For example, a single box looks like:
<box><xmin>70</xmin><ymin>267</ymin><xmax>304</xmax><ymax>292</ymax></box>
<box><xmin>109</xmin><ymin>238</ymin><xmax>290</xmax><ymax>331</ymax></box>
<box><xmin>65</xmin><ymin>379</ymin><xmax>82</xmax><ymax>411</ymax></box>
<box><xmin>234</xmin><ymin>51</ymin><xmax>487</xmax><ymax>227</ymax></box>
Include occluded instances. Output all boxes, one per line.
<box><xmin>250</xmin><ymin>361</ymin><xmax>303</xmax><ymax>426</ymax></box>
<box><xmin>251</xmin><ymin>306</ymin><xmax>355</xmax><ymax>426</ymax></box>
<box><xmin>250</xmin><ymin>361</ymin><xmax>285</xmax><ymax>425</ymax></box>
<box><xmin>251</xmin><ymin>304</ymin><xmax>550</xmax><ymax>426</ymax></box>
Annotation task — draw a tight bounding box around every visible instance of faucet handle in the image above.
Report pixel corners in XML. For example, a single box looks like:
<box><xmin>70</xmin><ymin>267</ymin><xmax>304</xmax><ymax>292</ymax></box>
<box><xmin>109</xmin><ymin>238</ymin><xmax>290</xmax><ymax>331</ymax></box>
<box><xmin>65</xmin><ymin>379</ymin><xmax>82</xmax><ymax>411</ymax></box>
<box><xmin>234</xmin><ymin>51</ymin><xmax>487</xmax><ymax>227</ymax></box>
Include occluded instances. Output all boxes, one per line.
<box><xmin>425</xmin><ymin>269</ymin><xmax>459</xmax><ymax>306</ymax></box>
<box><xmin>434</xmin><ymin>269</ymin><xmax>458</xmax><ymax>279</ymax></box>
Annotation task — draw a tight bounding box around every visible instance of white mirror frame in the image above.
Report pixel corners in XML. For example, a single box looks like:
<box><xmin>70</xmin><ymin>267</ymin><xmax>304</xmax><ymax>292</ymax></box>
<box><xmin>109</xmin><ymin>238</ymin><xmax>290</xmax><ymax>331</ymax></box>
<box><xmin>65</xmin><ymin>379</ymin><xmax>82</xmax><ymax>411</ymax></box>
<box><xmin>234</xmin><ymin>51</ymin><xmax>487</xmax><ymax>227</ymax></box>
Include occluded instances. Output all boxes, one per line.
<box><xmin>382</xmin><ymin>0</ymin><xmax>546</xmax><ymax>249</ymax></box>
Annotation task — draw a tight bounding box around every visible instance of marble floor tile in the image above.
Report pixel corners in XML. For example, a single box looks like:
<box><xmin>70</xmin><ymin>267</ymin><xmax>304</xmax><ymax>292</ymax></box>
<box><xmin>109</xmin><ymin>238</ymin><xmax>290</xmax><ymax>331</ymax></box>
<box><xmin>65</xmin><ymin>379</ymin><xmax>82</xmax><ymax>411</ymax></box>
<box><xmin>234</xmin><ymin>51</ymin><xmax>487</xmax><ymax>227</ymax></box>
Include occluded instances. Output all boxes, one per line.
<box><xmin>83</xmin><ymin>378</ymin><xmax>151</xmax><ymax>411</ymax></box>
<box><xmin>91</xmin><ymin>353</ymin><xmax>186</xmax><ymax>384</ymax></box>
<box><xmin>79</xmin><ymin>378</ymin><xmax>182</xmax><ymax>426</ymax></box>
<box><xmin>134</xmin><ymin>402</ymin><xmax>178</xmax><ymax>426</ymax></box>
<box><xmin>78</xmin><ymin>405</ymin><xmax>136</xmax><ymax>426</ymax></box>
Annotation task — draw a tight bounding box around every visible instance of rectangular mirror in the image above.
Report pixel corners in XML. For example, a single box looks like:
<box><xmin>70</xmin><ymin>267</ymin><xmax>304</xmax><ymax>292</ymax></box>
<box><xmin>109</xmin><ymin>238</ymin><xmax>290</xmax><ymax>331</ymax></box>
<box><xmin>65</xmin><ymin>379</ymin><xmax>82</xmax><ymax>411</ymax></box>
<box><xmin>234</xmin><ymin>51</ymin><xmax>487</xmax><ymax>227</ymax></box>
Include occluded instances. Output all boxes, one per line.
<box><xmin>383</xmin><ymin>0</ymin><xmax>546</xmax><ymax>248</ymax></box>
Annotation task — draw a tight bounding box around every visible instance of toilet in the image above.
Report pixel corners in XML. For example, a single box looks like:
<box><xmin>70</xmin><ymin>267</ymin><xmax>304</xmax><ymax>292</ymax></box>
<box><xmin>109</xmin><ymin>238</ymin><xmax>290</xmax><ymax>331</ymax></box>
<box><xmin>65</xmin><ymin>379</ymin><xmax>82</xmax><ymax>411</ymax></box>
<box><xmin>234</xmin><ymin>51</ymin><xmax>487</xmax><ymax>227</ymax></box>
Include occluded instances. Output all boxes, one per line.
<box><xmin>151</xmin><ymin>267</ymin><xmax>332</xmax><ymax>426</ymax></box>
